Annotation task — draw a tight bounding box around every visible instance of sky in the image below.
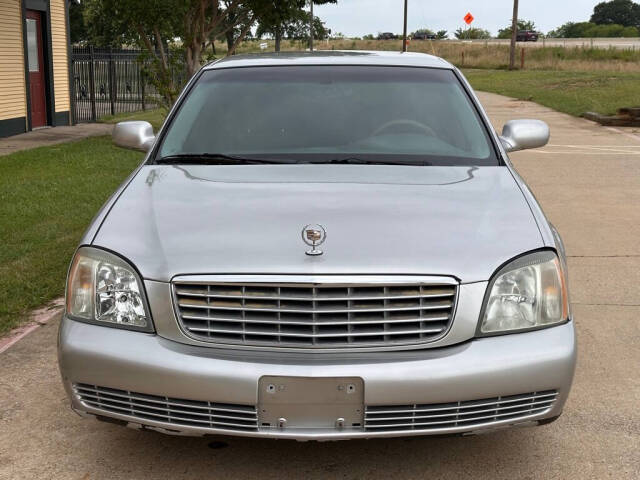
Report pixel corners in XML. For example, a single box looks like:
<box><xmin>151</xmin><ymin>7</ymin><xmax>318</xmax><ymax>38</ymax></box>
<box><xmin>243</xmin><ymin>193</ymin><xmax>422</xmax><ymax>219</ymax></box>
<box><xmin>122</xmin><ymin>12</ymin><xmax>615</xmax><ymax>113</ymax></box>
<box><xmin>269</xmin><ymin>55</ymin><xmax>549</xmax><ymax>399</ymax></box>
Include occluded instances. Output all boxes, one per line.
<box><xmin>314</xmin><ymin>0</ymin><xmax>605</xmax><ymax>37</ymax></box>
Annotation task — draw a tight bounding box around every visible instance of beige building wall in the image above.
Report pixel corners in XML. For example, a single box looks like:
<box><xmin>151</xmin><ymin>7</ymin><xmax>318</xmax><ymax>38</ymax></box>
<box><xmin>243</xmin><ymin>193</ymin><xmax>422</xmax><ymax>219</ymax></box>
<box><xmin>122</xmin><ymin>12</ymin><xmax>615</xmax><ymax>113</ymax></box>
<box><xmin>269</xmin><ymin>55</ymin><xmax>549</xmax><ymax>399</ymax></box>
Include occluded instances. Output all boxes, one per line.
<box><xmin>0</xmin><ymin>0</ymin><xmax>27</xmax><ymax>122</ymax></box>
<box><xmin>50</xmin><ymin>0</ymin><xmax>70</xmax><ymax>115</ymax></box>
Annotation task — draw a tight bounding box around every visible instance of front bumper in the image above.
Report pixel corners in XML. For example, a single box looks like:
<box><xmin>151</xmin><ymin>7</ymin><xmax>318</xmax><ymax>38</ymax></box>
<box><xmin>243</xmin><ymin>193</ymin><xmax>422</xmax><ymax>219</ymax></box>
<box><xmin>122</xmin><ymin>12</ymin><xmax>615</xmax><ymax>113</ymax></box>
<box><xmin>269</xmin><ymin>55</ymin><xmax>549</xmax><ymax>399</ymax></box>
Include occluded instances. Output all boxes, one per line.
<box><xmin>58</xmin><ymin>316</ymin><xmax>576</xmax><ymax>440</ymax></box>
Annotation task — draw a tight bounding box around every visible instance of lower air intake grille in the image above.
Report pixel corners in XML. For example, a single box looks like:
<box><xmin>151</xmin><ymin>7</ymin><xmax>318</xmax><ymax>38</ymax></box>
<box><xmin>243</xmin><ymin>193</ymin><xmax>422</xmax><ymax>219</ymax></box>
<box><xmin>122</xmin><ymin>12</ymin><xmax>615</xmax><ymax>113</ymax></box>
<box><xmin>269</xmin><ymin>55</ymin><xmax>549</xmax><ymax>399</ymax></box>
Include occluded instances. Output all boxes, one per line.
<box><xmin>365</xmin><ymin>390</ymin><xmax>558</xmax><ymax>432</ymax></box>
<box><xmin>173</xmin><ymin>277</ymin><xmax>457</xmax><ymax>349</ymax></box>
<box><xmin>74</xmin><ymin>384</ymin><xmax>258</xmax><ymax>432</ymax></box>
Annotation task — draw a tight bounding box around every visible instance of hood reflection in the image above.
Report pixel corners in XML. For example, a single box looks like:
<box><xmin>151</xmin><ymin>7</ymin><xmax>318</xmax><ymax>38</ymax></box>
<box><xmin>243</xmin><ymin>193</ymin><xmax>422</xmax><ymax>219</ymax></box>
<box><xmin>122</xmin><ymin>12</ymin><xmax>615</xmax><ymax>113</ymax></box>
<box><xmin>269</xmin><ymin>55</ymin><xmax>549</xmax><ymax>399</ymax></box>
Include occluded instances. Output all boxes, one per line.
<box><xmin>169</xmin><ymin>164</ymin><xmax>478</xmax><ymax>187</ymax></box>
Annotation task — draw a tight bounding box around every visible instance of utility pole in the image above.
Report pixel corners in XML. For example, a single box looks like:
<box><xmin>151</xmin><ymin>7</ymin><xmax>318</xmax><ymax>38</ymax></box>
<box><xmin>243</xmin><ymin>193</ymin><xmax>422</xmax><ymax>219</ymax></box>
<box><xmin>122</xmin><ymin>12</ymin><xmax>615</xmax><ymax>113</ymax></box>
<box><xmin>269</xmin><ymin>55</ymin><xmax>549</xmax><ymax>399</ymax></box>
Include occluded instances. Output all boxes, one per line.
<box><xmin>509</xmin><ymin>0</ymin><xmax>519</xmax><ymax>70</ymax></box>
<box><xmin>309</xmin><ymin>0</ymin><xmax>314</xmax><ymax>51</ymax></box>
<box><xmin>402</xmin><ymin>0</ymin><xmax>408</xmax><ymax>52</ymax></box>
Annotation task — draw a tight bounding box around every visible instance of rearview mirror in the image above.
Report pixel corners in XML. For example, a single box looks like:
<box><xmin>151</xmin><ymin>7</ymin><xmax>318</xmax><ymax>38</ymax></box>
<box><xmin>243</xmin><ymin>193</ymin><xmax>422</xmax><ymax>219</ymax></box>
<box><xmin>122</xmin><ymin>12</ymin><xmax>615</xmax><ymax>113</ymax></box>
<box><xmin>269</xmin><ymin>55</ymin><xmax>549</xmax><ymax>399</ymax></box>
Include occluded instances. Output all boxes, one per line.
<box><xmin>499</xmin><ymin>119</ymin><xmax>549</xmax><ymax>153</ymax></box>
<box><xmin>112</xmin><ymin>121</ymin><xmax>155</xmax><ymax>152</ymax></box>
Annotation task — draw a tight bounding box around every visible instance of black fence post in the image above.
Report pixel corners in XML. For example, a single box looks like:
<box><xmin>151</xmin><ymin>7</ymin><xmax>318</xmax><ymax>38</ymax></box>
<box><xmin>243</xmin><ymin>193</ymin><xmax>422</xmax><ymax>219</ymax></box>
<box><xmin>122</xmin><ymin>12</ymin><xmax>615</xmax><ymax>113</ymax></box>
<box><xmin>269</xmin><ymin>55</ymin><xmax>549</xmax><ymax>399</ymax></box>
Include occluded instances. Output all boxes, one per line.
<box><xmin>108</xmin><ymin>46</ymin><xmax>116</xmax><ymax>115</ymax></box>
<box><xmin>140</xmin><ymin>65</ymin><xmax>146</xmax><ymax>111</ymax></box>
<box><xmin>88</xmin><ymin>46</ymin><xmax>97</xmax><ymax>122</ymax></box>
<box><xmin>70</xmin><ymin>53</ymin><xmax>77</xmax><ymax>124</ymax></box>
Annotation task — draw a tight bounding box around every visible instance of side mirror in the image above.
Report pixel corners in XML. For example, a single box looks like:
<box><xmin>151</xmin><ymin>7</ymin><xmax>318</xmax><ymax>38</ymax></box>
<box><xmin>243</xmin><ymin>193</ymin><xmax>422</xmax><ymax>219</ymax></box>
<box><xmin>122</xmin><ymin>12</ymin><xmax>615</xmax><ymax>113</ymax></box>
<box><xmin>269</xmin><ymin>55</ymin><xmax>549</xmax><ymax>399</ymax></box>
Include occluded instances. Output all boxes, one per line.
<box><xmin>112</xmin><ymin>121</ymin><xmax>155</xmax><ymax>152</ymax></box>
<box><xmin>499</xmin><ymin>119</ymin><xmax>549</xmax><ymax>153</ymax></box>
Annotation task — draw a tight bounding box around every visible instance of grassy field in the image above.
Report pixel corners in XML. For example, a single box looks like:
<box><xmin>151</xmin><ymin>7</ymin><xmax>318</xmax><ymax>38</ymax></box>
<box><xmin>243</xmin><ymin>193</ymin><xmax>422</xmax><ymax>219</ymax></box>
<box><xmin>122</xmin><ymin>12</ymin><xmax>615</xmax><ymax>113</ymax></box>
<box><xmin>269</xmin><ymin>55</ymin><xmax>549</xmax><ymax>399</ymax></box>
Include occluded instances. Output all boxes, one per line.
<box><xmin>464</xmin><ymin>69</ymin><xmax>640</xmax><ymax>116</ymax></box>
<box><xmin>0</xmin><ymin>137</ymin><xmax>143</xmax><ymax>335</ymax></box>
<box><xmin>218</xmin><ymin>38</ymin><xmax>640</xmax><ymax>72</ymax></box>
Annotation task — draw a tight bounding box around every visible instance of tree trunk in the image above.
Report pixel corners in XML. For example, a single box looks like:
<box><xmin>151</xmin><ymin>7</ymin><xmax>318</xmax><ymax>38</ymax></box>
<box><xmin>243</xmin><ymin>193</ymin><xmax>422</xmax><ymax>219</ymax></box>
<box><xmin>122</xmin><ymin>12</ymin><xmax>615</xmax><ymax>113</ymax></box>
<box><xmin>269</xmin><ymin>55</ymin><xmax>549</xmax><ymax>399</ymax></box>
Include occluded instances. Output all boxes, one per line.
<box><xmin>225</xmin><ymin>29</ymin><xmax>235</xmax><ymax>54</ymax></box>
<box><xmin>227</xmin><ymin>21</ymin><xmax>254</xmax><ymax>56</ymax></box>
<box><xmin>509</xmin><ymin>0</ymin><xmax>519</xmax><ymax>70</ymax></box>
<box><xmin>187</xmin><ymin>42</ymin><xmax>202</xmax><ymax>77</ymax></box>
<box><xmin>135</xmin><ymin>24</ymin><xmax>175</xmax><ymax>107</ymax></box>
<box><xmin>275</xmin><ymin>29</ymin><xmax>282</xmax><ymax>52</ymax></box>
<box><xmin>309</xmin><ymin>0</ymin><xmax>314</xmax><ymax>51</ymax></box>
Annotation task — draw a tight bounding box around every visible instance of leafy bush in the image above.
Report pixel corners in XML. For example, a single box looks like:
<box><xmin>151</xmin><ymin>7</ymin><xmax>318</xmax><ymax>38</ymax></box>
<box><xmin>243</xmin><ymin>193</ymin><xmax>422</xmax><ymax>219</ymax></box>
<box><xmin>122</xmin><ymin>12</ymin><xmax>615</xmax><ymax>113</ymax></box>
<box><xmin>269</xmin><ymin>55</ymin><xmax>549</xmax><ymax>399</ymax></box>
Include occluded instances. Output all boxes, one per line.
<box><xmin>412</xmin><ymin>28</ymin><xmax>435</xmax><ymax>36</ymax></box>
<box><xmin>548</xmin><ymin>21</ymin><xmax>639</xmax><ymax>37</ymax></box>
<box><xmin>454</xmin><ymin>27</ymin><xmax>491</xmax><ymax>39</ymax></box>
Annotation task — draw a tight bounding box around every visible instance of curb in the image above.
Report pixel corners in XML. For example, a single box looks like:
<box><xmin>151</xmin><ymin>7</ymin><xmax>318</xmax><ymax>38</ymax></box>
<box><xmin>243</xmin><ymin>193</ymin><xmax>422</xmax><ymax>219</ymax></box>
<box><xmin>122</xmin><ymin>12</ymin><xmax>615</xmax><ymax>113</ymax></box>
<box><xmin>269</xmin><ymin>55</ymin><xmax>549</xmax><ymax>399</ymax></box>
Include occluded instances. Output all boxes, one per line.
<box><xmin>0</xmin><ymin>298</ymin><xmax>64</xmax><ymax>354</ymax></box>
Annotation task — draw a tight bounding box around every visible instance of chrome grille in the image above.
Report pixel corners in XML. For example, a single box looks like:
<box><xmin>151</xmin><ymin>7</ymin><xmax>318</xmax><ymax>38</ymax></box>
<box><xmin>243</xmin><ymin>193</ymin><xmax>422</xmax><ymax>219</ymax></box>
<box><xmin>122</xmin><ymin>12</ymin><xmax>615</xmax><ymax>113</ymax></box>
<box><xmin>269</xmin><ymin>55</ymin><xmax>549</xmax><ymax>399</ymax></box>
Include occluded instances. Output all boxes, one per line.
<box><xmin>172</xmin><ymin>277</ymin><xmax>457</xmax><ymax>349</ymax></box>
<box><xmin>365</xmin><ymin>390</ymin><xmax>558</xmax><ymax>432</ymax></box>
<box><xmin>74</xmin><ymin>384</ymin><xmax>258</xmax><ymax>432</ymax></box>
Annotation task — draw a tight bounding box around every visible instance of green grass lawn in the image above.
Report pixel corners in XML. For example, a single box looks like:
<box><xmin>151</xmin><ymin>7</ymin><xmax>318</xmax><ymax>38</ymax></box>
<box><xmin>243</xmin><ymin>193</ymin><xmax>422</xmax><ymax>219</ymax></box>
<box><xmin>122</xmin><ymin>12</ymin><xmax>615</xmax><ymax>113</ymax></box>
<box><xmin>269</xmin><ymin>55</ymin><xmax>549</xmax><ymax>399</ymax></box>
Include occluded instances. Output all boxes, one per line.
<box><xmin>0</xmin><ymin>137</ymin><xmax>143</xmax><ymax>335</ymax></box>
<box><xmin>464</xmin><ymin>69</ymin><xmax>640</xmax><ymax>117</ymax></box>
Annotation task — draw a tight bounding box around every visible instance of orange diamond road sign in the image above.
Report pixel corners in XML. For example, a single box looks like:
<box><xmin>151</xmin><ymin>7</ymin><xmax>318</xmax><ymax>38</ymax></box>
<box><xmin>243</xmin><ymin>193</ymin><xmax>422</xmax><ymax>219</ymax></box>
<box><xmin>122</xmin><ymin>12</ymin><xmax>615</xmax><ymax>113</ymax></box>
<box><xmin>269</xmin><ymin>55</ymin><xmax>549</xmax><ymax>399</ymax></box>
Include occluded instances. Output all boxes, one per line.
<box><xmin>464</xmin><ymin>12</ymin><xmax>474</xmax><ymax>25</ymax></box>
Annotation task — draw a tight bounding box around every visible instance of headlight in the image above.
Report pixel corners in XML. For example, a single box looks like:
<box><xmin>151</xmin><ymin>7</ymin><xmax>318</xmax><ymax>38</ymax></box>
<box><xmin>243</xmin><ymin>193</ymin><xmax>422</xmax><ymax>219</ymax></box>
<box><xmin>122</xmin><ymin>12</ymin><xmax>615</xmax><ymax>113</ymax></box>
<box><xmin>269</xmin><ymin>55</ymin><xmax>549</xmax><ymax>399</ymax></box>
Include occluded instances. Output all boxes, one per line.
<box><xmin>479</xmin><ymin>250</ymin><xmax>569</xmax><ymax>335</ymax></box>
<box><xmin>66</xmin><ymin>247</ymin><xmax>153</xmax><ymax>332</ymax></box>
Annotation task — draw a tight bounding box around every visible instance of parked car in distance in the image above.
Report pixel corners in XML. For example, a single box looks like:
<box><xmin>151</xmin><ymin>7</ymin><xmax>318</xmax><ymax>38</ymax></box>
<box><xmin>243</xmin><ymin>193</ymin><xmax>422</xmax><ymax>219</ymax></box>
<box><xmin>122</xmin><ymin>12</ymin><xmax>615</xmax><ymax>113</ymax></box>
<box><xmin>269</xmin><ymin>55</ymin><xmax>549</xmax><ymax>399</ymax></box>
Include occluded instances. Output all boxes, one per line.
<box><xmin>516</xmin><ymin>30</ymin><xmax>539</xmax><ymax>42</ymax></box>
<box><xmin>377</xmin><ymin>32</ymin><xmax>397</xmax><ymax>40</ymax></box>
<box><xmin>58</xmin><ymin>51</ymin><xmax>576</xmax><ymax>441</ymax></box>
<box><xmin>413</xmin><ymin>32</ymin><xmax>437</xmax><ymax>40</ymax></box>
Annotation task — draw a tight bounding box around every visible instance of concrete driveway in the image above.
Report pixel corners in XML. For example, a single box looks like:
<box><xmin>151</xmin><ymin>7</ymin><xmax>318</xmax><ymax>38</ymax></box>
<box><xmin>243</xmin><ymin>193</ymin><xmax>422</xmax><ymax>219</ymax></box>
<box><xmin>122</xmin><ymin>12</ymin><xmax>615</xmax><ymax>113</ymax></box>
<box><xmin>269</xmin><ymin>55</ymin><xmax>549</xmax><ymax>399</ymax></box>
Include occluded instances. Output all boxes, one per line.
<box><xmin>1</xmin><ymin>92</ymin><xmax>638</xmax><ymax>480</ymax></box>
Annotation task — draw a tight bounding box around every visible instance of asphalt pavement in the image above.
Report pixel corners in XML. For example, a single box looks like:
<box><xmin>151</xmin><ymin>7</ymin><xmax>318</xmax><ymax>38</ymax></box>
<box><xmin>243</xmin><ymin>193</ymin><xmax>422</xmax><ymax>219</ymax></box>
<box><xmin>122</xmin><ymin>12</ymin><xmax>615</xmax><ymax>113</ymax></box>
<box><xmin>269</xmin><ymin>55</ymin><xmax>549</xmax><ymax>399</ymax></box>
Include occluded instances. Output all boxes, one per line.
<box><xmin>0</xmin><ymin>92</ymin><xmax>638</xmax><ymax>479</ymax></box>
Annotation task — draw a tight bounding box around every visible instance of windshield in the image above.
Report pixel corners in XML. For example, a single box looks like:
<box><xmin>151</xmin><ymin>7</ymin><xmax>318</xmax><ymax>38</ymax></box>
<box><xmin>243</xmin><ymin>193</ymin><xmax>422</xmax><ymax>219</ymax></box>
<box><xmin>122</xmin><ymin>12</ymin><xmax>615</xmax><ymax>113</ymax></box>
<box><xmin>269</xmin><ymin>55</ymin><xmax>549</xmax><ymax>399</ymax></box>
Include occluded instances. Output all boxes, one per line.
<box><xmin>156</xmin><ymin>65</ymin><xmax>498</xmax><ymax>166</ymax></box>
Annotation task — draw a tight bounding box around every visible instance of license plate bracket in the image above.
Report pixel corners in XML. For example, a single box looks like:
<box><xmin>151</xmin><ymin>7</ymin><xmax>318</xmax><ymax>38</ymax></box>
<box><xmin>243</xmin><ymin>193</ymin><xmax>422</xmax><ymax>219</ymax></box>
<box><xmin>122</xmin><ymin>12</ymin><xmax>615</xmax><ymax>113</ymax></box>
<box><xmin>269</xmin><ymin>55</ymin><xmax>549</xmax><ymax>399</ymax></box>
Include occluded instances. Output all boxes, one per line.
<box><xmin>258</xmin><ymin>376</ymin><xmax>364</xmax><ymax>431</ymax></box>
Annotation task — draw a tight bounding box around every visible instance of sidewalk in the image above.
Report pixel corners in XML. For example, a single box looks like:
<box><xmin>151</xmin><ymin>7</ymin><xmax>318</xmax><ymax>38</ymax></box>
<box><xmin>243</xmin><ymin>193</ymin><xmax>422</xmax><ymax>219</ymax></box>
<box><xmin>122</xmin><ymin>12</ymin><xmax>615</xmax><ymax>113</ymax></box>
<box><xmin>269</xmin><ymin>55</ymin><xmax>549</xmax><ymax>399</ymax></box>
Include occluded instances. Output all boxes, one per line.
<box><xmin>0</xmin><ymin>123</ymin><xmax>113</xmax><ymax>157</ymax></box>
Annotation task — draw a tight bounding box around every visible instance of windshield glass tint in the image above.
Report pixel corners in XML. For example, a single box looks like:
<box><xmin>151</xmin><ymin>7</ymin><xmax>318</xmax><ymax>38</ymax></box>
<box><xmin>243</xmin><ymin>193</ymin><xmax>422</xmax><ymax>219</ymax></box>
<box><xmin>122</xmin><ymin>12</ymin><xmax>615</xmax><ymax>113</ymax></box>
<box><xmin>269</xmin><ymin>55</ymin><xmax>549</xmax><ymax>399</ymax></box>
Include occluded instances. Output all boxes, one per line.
<box><xmin>158</xmin><ymin>66</ymin><xmax>498</xmax><ymax>166</ymax></box>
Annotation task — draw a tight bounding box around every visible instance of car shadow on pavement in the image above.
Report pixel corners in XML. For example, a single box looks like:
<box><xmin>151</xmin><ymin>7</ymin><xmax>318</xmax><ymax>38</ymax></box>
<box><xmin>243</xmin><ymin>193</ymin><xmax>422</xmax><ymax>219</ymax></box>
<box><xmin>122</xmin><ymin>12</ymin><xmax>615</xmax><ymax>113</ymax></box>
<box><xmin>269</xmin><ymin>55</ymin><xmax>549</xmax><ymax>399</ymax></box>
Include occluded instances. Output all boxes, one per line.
<box><xmin>75</xmin><ymin>423</ymin><xmax>557</xmax><ymax>479</ymax></box>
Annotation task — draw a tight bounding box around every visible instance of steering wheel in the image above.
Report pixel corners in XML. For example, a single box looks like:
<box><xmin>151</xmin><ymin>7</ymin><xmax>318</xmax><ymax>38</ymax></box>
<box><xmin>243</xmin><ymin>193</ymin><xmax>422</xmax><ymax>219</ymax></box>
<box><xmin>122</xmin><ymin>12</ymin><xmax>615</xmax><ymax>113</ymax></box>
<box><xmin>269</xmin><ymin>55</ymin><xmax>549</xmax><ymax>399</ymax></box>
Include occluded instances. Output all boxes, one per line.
<box><xmin>372</xmin><ymin>119</ymin><xmax>437</xmax><ymax>137</ymax></box>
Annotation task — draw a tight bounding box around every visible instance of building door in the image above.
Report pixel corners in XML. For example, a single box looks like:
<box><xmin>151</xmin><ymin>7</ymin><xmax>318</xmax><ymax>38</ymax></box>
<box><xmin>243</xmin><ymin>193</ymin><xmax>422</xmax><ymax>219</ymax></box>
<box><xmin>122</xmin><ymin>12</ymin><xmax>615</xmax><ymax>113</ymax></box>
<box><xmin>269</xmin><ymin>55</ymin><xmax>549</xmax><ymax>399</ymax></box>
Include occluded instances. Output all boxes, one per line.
<box><xmin>25</xmin><ymin>10</ymin><xmax>47</xmax><ymax>128</ymax></box>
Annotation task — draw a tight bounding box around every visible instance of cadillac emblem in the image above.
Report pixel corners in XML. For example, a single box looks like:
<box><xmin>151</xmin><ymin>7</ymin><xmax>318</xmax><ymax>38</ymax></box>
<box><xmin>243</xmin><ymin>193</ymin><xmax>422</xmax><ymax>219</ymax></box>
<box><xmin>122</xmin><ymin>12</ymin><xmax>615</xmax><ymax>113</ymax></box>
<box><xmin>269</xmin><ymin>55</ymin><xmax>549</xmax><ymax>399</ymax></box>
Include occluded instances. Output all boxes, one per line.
<box><xmin>301</xmin><ymin>224</ymin><xmax>327</xmax><ymax>256</ymax></box>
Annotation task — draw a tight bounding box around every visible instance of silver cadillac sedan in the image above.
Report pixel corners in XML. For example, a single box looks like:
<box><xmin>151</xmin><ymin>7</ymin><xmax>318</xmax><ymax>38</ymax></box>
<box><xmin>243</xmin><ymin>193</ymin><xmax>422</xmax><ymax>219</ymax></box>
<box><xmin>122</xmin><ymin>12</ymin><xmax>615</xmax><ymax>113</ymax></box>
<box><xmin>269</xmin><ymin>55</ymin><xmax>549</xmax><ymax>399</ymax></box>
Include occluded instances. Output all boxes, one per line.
<box><xmin>58</xmin><ymin>51</ymin><xmax>576</xmax><ymax>440</ymax></box>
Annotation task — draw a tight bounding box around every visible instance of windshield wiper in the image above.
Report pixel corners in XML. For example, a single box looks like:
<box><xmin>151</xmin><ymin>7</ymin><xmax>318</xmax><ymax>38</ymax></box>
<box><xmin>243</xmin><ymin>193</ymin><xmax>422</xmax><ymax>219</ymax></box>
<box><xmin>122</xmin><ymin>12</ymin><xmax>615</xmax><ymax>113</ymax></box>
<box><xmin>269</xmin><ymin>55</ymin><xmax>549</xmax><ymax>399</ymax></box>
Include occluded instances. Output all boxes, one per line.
<box><xmin>156</xmin><ymin>154</ymin><xmax>430</xmax><ymax>166</ymax></box>
<box><xmin>307</xmin><ymin>157</ymin><xmax>430</xmax><ymax>166</ymax></box>
<box><xmin>155</xmin><ymin>153</ymin><xmax>288</xmax><ymax>165</ymax></box>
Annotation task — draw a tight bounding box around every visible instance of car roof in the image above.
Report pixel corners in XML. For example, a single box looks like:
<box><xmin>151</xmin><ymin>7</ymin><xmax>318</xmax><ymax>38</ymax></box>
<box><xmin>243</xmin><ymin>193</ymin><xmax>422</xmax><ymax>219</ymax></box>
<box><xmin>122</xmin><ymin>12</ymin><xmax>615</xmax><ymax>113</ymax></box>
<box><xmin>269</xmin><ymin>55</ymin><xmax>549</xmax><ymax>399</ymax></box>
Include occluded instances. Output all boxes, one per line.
<box><xmin>204</xmin><ymin>50</ymin><xmax>453</xmax><ymax>70</ymax></box>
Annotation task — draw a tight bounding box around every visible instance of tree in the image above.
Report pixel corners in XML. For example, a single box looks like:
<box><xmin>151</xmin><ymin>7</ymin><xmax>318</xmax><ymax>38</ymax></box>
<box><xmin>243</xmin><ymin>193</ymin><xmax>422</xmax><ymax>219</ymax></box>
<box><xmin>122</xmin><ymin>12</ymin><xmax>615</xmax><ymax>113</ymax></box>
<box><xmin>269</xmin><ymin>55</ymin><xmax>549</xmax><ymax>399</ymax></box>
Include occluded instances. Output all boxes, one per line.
<box><xmin>257</xmin><ymin>1</ymin><xmax>304</xmax><ymax>51</ymax></box>
<box><xmin>218</xmin><ymin>1</ymin><xmax>263</xmax><ymax>56</ymax></box>
<box><xmin>547</xmin><ymin>21</ymin><xmax>639</xmax><ymax>37</ymax></box>
<box><xmin>254</xmin><ymin>1</ymin><xmax>336</xmax><ymax>52</ymax></box>
<box><xmin>436</xmin><ymin>30</ymin><xmax>448</xmax><ymax>40</ymax></box>
<box><xmin>284</xmin><ymin>12</ymin><xmax>331</xmax><ymax>41</ymax></box>
<box><xmin>69</xmin><ymin>0</ymin><xmax>87</xmax><ymax>44</ymax></box>
<box><xmin>82</xmin><ymin>0</ymin><xmax>133</xmax><ymax>47</ymax></box>
<box><xmin>497</xmin><ymin>19</ymin><xmax>537</xmax><ymax>39</ymax></box>
<box><xmin>256</xmin><ymin>6</ymin><xmax>330</xmax><ymax>51</ymax></box>
<box><xmin>591</xmin><ymin>0</ymin><xmax>640</xmax><ymax>27</ymax></box>
<box><xmin>309</xmin><ymin>1</ymin><xmax>338</xmax><ymax>50</ymax></box>
<box><xmin>83</xmin><ymin>0</ymin><xmax>272</xmax><ymax>106</ymax></box>
<box><xmin>454</xmin><ymin>27</ymin><xmax>491</xmax><ymax>39</ymax></box>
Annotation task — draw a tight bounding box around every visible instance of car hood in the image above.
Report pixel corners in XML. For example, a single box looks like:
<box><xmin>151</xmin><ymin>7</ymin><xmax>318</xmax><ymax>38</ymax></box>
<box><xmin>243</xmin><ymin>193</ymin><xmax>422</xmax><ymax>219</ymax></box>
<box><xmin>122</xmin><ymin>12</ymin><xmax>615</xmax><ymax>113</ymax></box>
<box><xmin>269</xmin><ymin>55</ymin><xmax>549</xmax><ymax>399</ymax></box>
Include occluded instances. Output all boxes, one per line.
<box><xmin>93</xmin><ymin>164</ymin><xmax>543</xmax><ymax>283</ymax></box>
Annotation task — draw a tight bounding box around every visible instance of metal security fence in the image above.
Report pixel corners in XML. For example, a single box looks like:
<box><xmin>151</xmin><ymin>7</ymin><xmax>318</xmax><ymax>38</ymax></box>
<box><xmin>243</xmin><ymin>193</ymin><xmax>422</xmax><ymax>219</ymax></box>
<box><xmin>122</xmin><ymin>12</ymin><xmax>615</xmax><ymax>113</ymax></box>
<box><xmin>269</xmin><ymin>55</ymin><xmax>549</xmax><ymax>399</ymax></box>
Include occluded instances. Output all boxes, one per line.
<box><xmin>71</xmin><ymin>46</ymin><xmax>155</xmax><ymax>123</ymax></box>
